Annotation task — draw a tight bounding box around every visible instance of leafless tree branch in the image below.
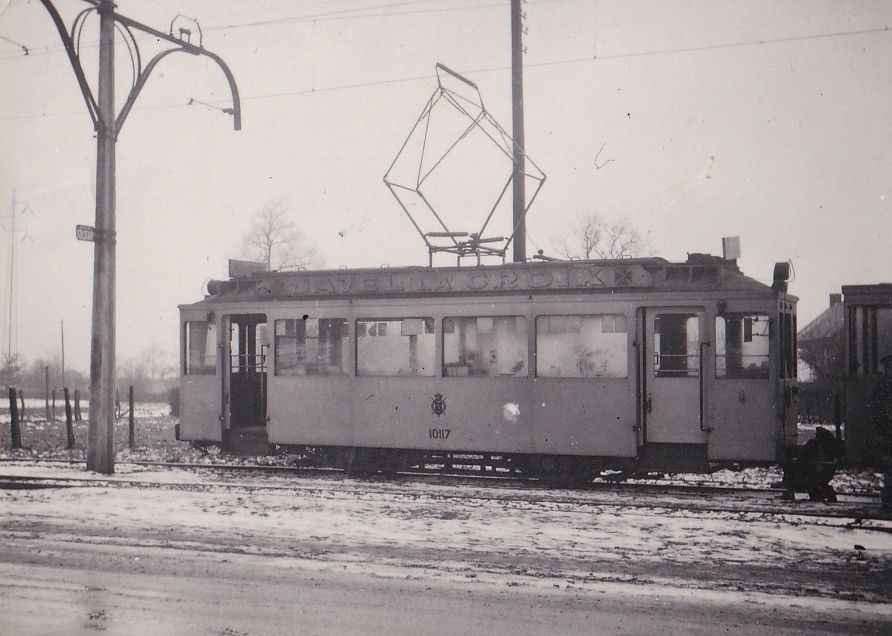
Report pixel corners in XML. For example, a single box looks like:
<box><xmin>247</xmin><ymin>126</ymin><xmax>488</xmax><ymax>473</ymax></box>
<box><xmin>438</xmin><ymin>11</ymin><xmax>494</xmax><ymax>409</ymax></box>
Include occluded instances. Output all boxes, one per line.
<box><xmin>239</xmin><ymin>199</ymin><xmax>321</xmax><ymax>271</ymax></box>
<box><xmin>552</xmin><ymin>211</ymin><xmax>654</xmax><ymax>260</ymax></box>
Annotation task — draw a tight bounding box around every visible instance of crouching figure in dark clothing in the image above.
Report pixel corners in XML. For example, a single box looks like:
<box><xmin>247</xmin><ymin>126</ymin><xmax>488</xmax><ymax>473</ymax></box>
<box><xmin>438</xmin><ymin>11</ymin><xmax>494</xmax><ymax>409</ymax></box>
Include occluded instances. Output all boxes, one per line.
<box><xmin>782</xmin><ymin>427</ymin><xmax>846</xmax><ymax>502</ymax></box>
<box><xmin>872</xmin><ymin>354</ymin><xmax>892</xmax><ymax>512</ymax></box>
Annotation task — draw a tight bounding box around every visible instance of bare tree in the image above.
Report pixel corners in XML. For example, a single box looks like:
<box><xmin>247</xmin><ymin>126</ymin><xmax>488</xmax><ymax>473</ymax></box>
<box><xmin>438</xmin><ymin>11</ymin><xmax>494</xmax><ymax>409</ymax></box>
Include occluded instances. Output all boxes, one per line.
<box><xmin>140</xmin><ymin>341</ymin><xmax>178</xmax><ymax>381</ymax></box>
<box><xmin>0</xmin><ymin>353</ymin><xmax>22</xmax><ymax>388</ymax></box>
<box><xmin>239</xmin><ymin>199</ymin><xmax>321</xmax><ymax>271</ymax></box>
<box><xmin>552</xmin><ymin>212</ymin><xmax>654</xmax><ymax>260</ymax></box>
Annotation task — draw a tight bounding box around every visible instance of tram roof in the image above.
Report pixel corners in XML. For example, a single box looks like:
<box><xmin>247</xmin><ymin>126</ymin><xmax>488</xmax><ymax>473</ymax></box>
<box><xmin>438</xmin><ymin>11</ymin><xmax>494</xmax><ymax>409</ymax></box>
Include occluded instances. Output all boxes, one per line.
<box><xmin>182</xmin><ymin>254</ymin><xmax>792</xmax><ymax>309</ymax></box>
<box><xmin>842</xmin><ymin>283</ymin><xmax>892</xmax><ymax>305</ymax></box>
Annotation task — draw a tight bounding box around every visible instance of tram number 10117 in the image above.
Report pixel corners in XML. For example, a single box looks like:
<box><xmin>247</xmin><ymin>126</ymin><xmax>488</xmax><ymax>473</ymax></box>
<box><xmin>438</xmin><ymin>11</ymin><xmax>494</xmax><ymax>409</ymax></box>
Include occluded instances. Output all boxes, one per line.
<box><xmin>429</xmin><ymin>428</ymin><xmax>451</xmax><ymax>440</ymax></box>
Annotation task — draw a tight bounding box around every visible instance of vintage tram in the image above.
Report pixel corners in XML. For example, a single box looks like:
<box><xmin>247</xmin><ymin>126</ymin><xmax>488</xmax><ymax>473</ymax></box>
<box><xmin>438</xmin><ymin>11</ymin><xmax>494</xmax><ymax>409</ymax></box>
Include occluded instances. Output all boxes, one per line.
<box><xmin>178</xmin><ymin>253</ymin><xmax>798</xmax><ymax>476</ymax></box>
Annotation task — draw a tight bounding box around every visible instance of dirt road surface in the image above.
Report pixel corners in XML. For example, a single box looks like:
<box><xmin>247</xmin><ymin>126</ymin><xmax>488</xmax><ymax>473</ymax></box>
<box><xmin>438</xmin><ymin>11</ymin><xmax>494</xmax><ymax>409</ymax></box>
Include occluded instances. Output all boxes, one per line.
<box><xmin>1</xmin><ymin>463</ymin><xmax>890</xmax><ymax>635</ymax></box>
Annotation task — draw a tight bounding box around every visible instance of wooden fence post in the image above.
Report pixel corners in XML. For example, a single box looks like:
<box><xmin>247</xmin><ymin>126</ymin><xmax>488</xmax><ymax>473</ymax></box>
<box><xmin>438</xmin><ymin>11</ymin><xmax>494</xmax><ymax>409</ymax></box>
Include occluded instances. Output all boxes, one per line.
<box><xmin>64</xmin><ymin>387</ymin><xmax>75</xmax><ymax>449</ymax></box>
<box><xmin>8</xmin><ymin>387</ymin><xmax>22</xmax><ymax>449</ymax></box>
<box><xmin>51</xmin><ymin>389</ymin><xmax>56</xmax><ymax>421</ymax></box>
<box><xmin>74</xmin><ymin>389</ymin><xmax>82</xmax><ymax>421</ymax></box>
<box><xmin>18</xmin><ymin>389</ymin><xmax>24</xmax><ymax>420</ymax></box>
<box><xmin>128</xmin><ymin>385</ymin><xmax>135</xmax><ymax>448</ymax></box>
<box><xmin>44</xmin><ymin>366</ymin><xmax>50</xmax><ymax>420</ymax></box>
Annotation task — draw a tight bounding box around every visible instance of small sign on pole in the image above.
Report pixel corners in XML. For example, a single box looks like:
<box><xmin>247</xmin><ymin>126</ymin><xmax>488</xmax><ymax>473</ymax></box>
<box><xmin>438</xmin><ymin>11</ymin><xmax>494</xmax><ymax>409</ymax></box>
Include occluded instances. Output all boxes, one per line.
<box><xmin>76</xmin><ymin>225</ymin><xmax>95</xmax><ymax>242</ymax></box>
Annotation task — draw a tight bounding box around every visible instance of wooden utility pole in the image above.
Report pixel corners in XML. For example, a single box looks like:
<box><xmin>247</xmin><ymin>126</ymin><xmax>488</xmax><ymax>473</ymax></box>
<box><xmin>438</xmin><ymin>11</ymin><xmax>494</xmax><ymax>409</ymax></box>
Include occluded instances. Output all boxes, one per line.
<box><xmin>44</xmin><ymin>365</ymin><xmax>49</xmax><ymax>420</ymax></box>
<box><xmin>8</xmin><ymin>387</ymin><xmax>21</xmax><ymax>449</ymax></box>
<box><xmin>61</xmin><ymin>320</ymin><xmax>65</xmax><ymax>388</ymax></box>
<box><xmin>87</xmin><ymin>0</ymin><xmax>117</xmax><ymax>474</ymax></box>
<box><xmin>128</xmin><ymin>385</ymin><xmax>135</xmax><ymax>448</ymax></box>
<box><xmin>511</xmin><ymin>0</ymin><xmax>526</xmax><ymax>263</ymax></box>
<box><xmin>65</xmin><ymin>387</ymin><xmax>75</xmax><ymax>449</ymax></box>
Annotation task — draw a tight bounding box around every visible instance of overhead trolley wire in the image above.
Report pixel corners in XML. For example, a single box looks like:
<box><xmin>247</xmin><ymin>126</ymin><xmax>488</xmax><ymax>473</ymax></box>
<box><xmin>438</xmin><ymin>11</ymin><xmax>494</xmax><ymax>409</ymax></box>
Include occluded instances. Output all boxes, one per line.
<box><xmin>1</xmin><ymin>22</ymin><xmax>889</xmax><ymax>120</ymax></box>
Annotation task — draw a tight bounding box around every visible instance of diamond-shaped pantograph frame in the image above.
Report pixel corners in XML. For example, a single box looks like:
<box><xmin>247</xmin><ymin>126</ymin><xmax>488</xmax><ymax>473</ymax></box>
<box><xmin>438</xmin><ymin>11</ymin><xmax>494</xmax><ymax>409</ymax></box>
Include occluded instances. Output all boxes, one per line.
<box><xmin>384</xmin><ymin>63</ymin><xmax>545</xmax><ymax>265</ymax></box>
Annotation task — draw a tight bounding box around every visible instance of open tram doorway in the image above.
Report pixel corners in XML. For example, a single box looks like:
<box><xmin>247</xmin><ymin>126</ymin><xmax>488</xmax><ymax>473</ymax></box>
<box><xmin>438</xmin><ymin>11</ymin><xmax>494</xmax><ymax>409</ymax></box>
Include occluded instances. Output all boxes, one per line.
<box><xmin>639</xmin><ymin>308</ymin><xmax>709</xmax><ymax>469</ymax></box>
<box><xmin>222</xmin><ymin>314</ymin><xmax>269</xmax><ymax>451</ymax></box>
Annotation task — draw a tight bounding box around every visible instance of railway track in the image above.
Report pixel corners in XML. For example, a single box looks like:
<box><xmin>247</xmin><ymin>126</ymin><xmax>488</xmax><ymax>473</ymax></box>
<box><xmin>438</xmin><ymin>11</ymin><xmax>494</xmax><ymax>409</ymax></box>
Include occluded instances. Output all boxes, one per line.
<box><xmin>0</xmin><ymin>459</ymin><xmax>886</xmax><ymax>524</ymax></box>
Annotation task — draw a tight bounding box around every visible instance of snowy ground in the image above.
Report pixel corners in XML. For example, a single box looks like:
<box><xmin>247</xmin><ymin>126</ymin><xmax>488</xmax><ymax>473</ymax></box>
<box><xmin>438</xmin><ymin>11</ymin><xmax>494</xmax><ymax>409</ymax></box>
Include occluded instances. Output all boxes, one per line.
<box><xmin>1</xmin><ymin>408</ymin><xmax>891</xmax><ymax>631</ymax></box>
<box><xmin>1</xmin><ymin>461</ymin><xmax>891</xmax><ymax>600</ymax></box>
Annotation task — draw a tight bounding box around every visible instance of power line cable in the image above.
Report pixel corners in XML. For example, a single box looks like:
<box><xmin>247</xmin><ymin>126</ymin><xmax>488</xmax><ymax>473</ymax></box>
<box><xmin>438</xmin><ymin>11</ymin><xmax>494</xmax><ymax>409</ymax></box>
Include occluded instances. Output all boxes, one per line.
<box><xmin>1</xmin><ymin>23</ymin><xmax>889</xmax><ymax>121</ymax></box>
<box><xmin>0</xmin><ymin>34</ymin><xmax>29</xmax><ymax>55</ymax></box>
<box><xmin>2</xmin><ymin>3</ymin><xmax>888</xmax><ymax>61</ymax></box>
<box><xmin>0</xmin><ymin>0</ymin><xmax>507</xmax><ymax>61</ymax></box>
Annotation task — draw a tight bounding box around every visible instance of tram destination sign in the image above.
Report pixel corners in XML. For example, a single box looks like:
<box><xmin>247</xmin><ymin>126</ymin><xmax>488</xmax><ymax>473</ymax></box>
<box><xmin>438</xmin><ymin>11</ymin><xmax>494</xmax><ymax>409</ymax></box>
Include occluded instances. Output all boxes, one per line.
<box><xmin>253</xmin><ymin>262</ymin><xmax>660</xmax><ymax>298</ymax></box>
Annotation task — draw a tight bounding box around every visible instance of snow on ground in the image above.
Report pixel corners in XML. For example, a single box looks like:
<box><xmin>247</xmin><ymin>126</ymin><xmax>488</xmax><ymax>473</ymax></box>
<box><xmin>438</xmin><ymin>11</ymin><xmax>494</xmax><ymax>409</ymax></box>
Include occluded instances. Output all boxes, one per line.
<box><xmin>2</xmin><ymin>467</ymin><xmax>891</xmax><ymax>579</ymax></box>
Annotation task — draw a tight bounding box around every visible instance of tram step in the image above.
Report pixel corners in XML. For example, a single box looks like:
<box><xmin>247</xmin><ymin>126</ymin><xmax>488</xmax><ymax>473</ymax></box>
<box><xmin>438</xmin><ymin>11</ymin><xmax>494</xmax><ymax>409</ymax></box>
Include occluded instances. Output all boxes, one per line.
<box><xmin>223</xmin><ymin>427</ymin><xmax>272</xmax><ymax>456</ymax></box>
<box><xmin>638</xmin><ymin>443</ymin><xmax>709</xmax><ymax>472</ymax></box>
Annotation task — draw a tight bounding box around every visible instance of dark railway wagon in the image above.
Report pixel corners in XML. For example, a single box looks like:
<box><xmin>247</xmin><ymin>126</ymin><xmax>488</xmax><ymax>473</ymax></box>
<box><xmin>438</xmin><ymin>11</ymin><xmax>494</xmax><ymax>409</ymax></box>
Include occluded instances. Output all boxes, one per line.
<box><xmin>842</xmin><ymin>283</ymin><xmax>892</xmax><ymax>463</ymax></box>
<box><xmin>179</xmin><ymin>254</ymin><xmax>798</xmax><ymax>475</ymax></box>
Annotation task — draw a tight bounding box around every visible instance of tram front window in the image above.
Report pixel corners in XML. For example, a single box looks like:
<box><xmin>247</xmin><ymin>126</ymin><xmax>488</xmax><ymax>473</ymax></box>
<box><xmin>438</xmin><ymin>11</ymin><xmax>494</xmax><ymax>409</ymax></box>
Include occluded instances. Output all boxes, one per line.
<box><xmin>442</xmin><ymin>316</ymin><xmax>528</xmax><ymax>377</ymax></box>
<box><xmin>184</xmin><ymin>321</ymin><xmax>217</xmax><ymax>375</ymax></box>
<box><xmin>715</xmin><ymin>314</ymin><xmax>770</xmax><ymax>379</ymax></box>
<box><xmin>356</xmin><ymin>317</ymin><xmax>435</xmax><ymax>377</ymax></box>
<box><xmin>536</xmin><ymin>314</ymin><xmax>627</xmax><ymax>378</ymax></box>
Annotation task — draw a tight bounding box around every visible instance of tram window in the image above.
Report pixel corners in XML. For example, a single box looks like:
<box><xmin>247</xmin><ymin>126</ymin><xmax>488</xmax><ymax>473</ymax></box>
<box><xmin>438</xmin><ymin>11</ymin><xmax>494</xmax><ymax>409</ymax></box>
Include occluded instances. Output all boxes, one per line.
<box><xmin>275</xmin><ymin>318</ymin><xmax>348</xmax><ymax>376</ymax></box>
<box><xmin>715</xmin><ymin>314</ymin><xmax>770</xmax><ymax>379</ymax></box>
<box><xmin>443</xmin><ymin>316</ymin><xmax>528</xmax><ymax>377</ymax></box>
<box><xmin>535</xmin><ymin>315</ymin><xmax>627</xmax><ymax>378</ymax></box>
<box><xmin>654</xmin><ymin>314</ymin><xmax>699</xmax><ymax>378</ymax></box>
<box><xmin>229</xmin><ymin>321</ymin><xmax>268</xmax><ymax>374</ymax></box>
<box><xmin>848</xmin><ymin>306</ymin><xmax>892</xmax><ymax>376</ymax></box>
<box><xmin>356</xmin><ymin>318</ymin><xmax>435</xmax><ymax>377</ymax></box>
<box><xmin>184</xmin><ymin>321</ymin><xmax>217</xmax><ymax>375</ymax></box>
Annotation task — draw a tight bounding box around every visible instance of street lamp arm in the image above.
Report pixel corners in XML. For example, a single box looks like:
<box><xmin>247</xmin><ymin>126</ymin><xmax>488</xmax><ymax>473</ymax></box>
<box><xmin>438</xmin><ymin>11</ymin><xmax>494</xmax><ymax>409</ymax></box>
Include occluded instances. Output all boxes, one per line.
<box><xmin>38</xmin><ymin>0</ymin><xmax>99</xmax><ymax>128</ymax></box>
<box><xmin>115</xmin><ymin>47</ymin><xmax>241</xmax><ymax>134</ymax></box>
<box><xmin>199</xmin><ymin>49</ymin><xmax>242</xmax><ymax>131</ymax></box>
<box><xmin>112</xmin><ymin>14</ymin><xmax>241</xmax><ymax>133</ymax></box>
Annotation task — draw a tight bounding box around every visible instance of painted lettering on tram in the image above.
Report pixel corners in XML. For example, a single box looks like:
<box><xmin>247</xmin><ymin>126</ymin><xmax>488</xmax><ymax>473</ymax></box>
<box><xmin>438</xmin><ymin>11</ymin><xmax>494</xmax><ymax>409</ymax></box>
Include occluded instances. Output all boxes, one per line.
<box><xmin>574</xmin><ymin>267</ymin><xmax>607</xmax><ymax>288</ymax></box>
<box><xmin>527</xmin><ymin>270</ymin><xmax>553</xmax><ymax>288</ymax></box>
<box><xmin>466</xmin><ymin>273</ymin><xmax>489</xmax><ymax>290</ymax></box>
<box><xmin>494</xmin><ymin>270</ymin><xmax>519</xmax><ymax>290</ymax></box>
<box><xmin>256</xmin><ymin>262</ymin><xmax>654</xmax><ymax>298</ymax></box>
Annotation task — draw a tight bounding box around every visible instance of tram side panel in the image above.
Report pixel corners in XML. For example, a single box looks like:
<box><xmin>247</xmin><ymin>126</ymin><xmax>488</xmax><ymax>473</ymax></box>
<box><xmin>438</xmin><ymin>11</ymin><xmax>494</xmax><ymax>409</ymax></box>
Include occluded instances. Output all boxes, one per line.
<box><xmin>705</xmin><ymin>303</ymin><xmax>795</xmax><ymax>461</ymax></box>
<box><xmin>267</xmin><ymin>376</ymin><xmax>534</xmax><ymax>453</ymax></box>
<box><xmin>707</xmin><ymin>377</ymin><xmax>777</xmax><ymax>460</ymax></box>
<box><xmin>530</xmin><ymin>378</ymin><xmax>637</xmax><ymax>457</ymax></box>
<box><xmin>266</xmin><ymin>375</ymin><xmax>637</xmax><ymax>459</ymax></box>
<box><xmin>179</xmin><ymin>312</ymin><xmax>223</xmax><ymax>442</ymax></box>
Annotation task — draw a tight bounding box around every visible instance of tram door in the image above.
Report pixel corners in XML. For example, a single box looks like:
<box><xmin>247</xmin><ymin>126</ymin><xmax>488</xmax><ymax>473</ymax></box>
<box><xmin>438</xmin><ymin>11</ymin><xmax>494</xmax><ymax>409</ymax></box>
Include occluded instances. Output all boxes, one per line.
<box><xmin>222</xmin><ymin>314</ymin><xmax>269</xmax><ymax>431</ymax></box>
<box><xmin>644</xmin><ymin>309</ymin><xmax>709</xmax><ymax>445</ymax></box>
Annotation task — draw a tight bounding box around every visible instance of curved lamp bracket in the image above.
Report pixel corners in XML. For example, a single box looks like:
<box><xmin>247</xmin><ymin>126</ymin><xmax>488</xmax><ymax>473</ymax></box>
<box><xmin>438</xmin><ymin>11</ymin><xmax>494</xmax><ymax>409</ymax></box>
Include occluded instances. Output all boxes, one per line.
<box><xmin>38</xmin><ymin>0</ymin><xmax>241</xmax><ymax>136</ymax></box>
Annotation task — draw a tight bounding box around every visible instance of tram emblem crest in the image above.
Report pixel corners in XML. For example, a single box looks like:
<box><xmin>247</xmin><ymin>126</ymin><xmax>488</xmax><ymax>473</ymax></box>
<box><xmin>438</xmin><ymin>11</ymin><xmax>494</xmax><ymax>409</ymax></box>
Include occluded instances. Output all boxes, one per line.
<box><xmin>431</xmin><ymin>393</ymin><xmax>446</xmax><ymax>417</ymax></box>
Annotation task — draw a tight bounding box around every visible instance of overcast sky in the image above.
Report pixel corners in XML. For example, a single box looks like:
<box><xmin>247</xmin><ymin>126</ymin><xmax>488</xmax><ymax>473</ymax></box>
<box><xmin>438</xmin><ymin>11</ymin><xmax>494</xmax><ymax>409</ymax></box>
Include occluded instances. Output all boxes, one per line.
<box><xmin>1</xmin><ymin>0</ymin><xmax>890</xmax><ymax>375</ymax></box>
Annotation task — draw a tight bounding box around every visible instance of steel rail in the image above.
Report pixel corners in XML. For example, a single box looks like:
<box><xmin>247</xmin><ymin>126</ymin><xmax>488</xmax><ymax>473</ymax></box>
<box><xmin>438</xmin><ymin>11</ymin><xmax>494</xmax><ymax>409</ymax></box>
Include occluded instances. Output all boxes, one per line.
<box><xmin>0</xmin><ymin>464</ymin><xmax>884</xmax><ymax>522</ymax></box>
